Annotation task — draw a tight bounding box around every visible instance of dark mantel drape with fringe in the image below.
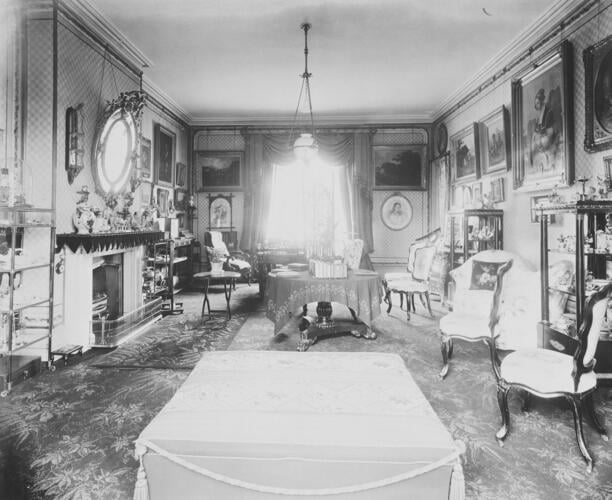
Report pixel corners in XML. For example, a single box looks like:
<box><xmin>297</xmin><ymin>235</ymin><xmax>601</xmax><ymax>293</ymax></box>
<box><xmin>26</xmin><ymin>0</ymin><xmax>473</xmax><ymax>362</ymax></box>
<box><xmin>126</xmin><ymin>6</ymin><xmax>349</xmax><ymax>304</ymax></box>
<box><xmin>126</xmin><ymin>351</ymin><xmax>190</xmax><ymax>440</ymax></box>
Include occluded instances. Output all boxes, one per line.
<box><xmin>240</xmin><ymin>130</ymin><xmax>375</xmax><ymax>258</ymax></box>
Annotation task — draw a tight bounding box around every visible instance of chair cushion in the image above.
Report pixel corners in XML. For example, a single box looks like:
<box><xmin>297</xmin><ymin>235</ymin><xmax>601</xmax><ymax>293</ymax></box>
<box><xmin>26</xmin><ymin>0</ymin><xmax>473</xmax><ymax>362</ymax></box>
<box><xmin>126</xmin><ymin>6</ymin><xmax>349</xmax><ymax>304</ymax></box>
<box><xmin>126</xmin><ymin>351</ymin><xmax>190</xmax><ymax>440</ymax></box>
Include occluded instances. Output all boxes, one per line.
<box><xmin>439</xmin><ymin>311</ymin><xmax>491</xmax><ymax>339</ymax></box>
<box><xmin>500</xmin><ymin>348</ymin><xmax>597</xmax><ymax>395</ymax></box>
<box><xmin>206</xmin><ymin>246</ymin><xmax>227</xmax><ymax>262</ymax></box>
<box><xmin>384</xmin><ymin>272</ymin><xmax>411</xmax><ymax>282</ymax></box>
<box><xmin>469</xmin><ymin>260</ymin><xmax>505</xmax><ymax>290</ymax></box>
<box><xmin>387</xmin><ymin>278</ymin><xmax>429</xmax><ymax>294</ymax></box>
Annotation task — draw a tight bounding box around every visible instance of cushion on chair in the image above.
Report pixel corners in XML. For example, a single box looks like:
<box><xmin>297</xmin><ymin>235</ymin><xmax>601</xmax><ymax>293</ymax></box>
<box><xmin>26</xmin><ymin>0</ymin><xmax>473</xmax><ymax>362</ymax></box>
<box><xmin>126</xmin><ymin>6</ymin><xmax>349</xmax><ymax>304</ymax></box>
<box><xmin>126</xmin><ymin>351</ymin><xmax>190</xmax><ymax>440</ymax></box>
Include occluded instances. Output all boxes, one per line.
<box><xmin>387</xmin><ymin>278</ymin><xmax>430</xmax><ymax>294</ymax></box>
<box><xmin>500</xmin><ymin>348</ymin><xmax>597</xmax><ymax>395</ymax></box>
<box><xmin>439</xmin><ymin>311</ymin><xmax>491</xmax><ymax>339</ymax></box>
<box><xmin>412</xmin><ymin>245</ymin><xmax>437</xmax><ymax>281</ymax></box>
<box><xmin>384</xmin><ymin>271</ymin><xmax>411</xmax><ymax>283</ymax></box>
<box><xmin>469</xmin><ymin>260</ymin><xmax>505</xmax><ymax>290</ymax></box>
<box><xmin>205</xmin><ymin>246</ymin><xmax>227</xmax><ymax>263</ymax></box>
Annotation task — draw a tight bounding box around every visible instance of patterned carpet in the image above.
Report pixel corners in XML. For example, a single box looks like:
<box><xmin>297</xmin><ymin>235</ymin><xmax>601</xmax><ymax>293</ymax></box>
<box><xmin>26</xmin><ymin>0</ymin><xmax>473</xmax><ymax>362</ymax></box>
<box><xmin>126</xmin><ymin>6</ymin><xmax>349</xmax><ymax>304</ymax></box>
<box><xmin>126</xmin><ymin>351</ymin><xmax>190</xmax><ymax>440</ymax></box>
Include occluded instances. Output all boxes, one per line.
<box><xmin>1</xmin><ymin>284</ymin><xmax>611</xmax><ymax>499</ymax></box>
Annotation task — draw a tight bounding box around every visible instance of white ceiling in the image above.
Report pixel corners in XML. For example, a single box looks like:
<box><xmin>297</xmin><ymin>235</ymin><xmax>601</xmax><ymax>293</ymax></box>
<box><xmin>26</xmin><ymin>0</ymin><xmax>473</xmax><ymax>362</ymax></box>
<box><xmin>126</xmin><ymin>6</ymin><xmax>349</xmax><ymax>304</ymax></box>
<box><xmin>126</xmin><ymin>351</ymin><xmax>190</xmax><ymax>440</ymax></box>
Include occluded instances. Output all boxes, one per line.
<box><xmin>88</xmin><ymin>0</ymin><xmax>558</xmax><ymax>124</ymax></box>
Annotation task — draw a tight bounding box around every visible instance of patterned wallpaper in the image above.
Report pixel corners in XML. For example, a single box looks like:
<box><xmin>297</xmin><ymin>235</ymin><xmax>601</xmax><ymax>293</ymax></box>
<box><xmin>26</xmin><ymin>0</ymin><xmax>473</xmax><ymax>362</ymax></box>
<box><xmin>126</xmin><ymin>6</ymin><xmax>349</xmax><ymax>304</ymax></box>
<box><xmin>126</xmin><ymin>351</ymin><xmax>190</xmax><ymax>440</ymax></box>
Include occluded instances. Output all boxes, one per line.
<box><xmin>371</xmin><ymin>128</ymin><xmax>429</xmax><ymax>262</ymax></box>
<box><xmin>441</xmin><ymin>3</ymin><xmax>612</xmax><ymax>267</ymax></box>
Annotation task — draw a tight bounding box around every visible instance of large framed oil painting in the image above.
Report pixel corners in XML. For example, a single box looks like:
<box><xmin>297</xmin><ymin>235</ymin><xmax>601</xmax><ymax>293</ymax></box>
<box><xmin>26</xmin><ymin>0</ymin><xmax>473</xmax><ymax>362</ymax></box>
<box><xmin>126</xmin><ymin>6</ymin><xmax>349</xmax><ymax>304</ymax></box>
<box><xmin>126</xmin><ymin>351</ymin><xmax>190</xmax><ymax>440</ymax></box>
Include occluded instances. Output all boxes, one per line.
<box><xmin>450</xmin><ymin>123</ymin><xmax>480</xmax><ymax>182</ymax></box>
<box><xmin>584</xmin><ymin>34</ymin><xmax>612</xmax><ymax>152</ymax></box>
<box><xmin>373</xmin><ymin>145</ymin><xmax>427</xmax><ymax>190</ymax></box>
<box><xmin>196</xmin><ymin>151</ymin><xmax>243</xmax><ymax>191</ymax></box>
<box><xmin>154</xmin><ymin>124</ymin><xmax>175</xmax><ymax>187</ymax></box>
<box><xmin>477</xmin><ymin>106</ymin><xmax>511</xmax><ymax>175</ymax></box>
<box><xmin>512</xmin><ymin>40</ymin><xmax>573</xmax><ymax>190</ymax></box>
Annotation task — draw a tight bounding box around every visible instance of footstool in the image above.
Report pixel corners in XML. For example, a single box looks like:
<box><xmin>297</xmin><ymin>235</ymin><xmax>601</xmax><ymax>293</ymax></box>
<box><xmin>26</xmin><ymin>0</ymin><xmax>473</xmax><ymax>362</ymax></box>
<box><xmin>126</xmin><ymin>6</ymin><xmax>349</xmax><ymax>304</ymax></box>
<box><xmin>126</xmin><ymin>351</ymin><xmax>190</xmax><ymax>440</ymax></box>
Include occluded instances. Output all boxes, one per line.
<box><xmin>134</xmin><ymin>351</ymin><xmax>464</xmax><ymax>499</ymax></box>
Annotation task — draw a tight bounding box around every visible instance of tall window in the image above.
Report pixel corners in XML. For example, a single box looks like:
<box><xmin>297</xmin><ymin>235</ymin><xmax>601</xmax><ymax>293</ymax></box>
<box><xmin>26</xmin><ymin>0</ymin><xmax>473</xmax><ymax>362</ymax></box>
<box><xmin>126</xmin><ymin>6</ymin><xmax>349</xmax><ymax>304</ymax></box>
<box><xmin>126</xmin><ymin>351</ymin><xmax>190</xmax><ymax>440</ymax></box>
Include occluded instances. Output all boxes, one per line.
<box><xmin>264</xmin><ymin>160</ymin><xmax>351</xmax><ymax>254</ymax></box>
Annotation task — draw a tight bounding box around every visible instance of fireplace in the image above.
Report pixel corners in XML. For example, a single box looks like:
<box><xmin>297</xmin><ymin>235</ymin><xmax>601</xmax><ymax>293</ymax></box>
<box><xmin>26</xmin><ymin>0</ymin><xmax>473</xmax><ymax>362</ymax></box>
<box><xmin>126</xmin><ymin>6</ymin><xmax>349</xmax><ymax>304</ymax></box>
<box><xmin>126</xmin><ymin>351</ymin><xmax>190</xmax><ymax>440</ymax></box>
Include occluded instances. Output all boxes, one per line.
<box><xmin>55</xmin><ymin>232</ymin><xmax>163</xmax><ymax>350</ymax></box>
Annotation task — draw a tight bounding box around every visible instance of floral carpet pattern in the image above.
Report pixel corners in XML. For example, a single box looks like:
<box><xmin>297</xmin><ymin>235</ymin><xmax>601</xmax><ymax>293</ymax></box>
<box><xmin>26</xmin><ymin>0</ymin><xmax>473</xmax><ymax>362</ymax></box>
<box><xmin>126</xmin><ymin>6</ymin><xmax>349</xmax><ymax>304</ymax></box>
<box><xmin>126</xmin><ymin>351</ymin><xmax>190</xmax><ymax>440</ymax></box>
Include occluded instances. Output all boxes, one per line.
<box><xmin>0</xmin><ymin>284</ymin><xmax>611</xmax><ymax>499</ymax></box>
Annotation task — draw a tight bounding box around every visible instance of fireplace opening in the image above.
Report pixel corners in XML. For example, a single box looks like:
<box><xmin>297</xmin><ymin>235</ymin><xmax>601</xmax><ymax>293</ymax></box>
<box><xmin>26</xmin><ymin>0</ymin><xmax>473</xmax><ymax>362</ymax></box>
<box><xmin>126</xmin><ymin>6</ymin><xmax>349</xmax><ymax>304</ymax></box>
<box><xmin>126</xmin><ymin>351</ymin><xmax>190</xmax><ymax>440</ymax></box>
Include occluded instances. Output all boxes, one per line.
<box><xmin>92</xmin><ymin>253</ymin><xmax>123</xmax><ymax>321</ymax></box>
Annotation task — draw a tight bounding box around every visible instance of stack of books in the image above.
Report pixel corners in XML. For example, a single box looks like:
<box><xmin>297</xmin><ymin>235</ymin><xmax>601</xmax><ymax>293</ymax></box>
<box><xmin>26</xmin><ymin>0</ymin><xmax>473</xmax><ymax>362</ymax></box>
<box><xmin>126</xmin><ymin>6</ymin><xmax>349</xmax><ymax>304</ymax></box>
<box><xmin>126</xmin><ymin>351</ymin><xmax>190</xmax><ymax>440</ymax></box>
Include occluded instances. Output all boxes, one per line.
<box><xmin>309</xmin><ymin>259</ymin><xmax>347</xmax><ymax>279</ymax></box>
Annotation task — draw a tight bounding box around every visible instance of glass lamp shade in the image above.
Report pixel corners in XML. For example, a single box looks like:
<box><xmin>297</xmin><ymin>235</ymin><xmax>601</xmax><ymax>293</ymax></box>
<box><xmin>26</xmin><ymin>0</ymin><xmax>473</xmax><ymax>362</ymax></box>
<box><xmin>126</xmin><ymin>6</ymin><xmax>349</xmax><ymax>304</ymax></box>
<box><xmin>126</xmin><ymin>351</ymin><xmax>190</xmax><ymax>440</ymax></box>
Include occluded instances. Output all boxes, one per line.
<box><xmin>293</xmin><ymin>133</ymin><xmax>319</xmax><ymax>162</ymax></box>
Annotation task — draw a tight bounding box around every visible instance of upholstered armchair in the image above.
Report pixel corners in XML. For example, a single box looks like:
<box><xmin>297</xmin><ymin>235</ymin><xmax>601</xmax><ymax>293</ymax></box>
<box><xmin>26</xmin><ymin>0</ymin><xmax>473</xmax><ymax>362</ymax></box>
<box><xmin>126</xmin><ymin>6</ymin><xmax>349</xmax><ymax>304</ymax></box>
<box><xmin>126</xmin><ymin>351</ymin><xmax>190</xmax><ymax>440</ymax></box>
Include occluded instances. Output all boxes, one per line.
<box><xmin>203</xmin><ymin>231</ymin><xmax>252</xmax><ymax>283</ymax></box>
<box><xmin>490</xmin><ymin>263</ymin><xmax>610</xmax><ymax>472</ymax></box>
<box><xmin>383</xmin><ymin>228</ymin><xmax>441</xmax><ymax>321</ymax></box>
<box><xmin>439</xmin><ymin>249</ymin><xmax>538</xmax><ymax>379</ymax></box>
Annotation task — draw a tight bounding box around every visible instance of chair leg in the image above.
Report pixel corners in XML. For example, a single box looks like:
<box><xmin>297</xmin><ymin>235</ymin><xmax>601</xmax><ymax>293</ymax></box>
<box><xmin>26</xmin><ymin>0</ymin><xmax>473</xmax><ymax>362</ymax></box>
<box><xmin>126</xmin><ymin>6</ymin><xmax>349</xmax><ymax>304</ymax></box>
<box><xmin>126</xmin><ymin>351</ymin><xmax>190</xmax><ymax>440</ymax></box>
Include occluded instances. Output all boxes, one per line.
<box><xmin>585</xmin><ymin>392</ymin><xmax>608</xmax><ymax>441</ymax></box>
<box><xmin>385</xmin><ymin>289</ymin><xmax>393</xmax><ymax>313</ymax></box>
<box><xmin>440</xmin><ymin>335</ymin><xmax>452</xmax><ymax>379</ymax></box>
<box><xmin>567</xmin><ymin>395</ymin><xmax>593</xmax><ymax>473</ymax></box>
<box><xmin>496</xmin><ymin>383</ymin><xmax>511</xmax><ymax>445</ymax></box>
<box><xmin>405</xmin><ymin>293</ymin><xmax>411</xmax><ymax>321</ymax></box>
<box><xmin>424</xmin><ymin>291</ymin><xmax>433</xmax><ymax>317</ymax></box>
<box><xmin>521</xmin><ymin>392</ymin><xmax>531</xmax><ymax>412</ymax></box>
<box><xmin>399</xmin><ymin>292</ymin><xmax>404</xmax><ymax>310</ymax></box>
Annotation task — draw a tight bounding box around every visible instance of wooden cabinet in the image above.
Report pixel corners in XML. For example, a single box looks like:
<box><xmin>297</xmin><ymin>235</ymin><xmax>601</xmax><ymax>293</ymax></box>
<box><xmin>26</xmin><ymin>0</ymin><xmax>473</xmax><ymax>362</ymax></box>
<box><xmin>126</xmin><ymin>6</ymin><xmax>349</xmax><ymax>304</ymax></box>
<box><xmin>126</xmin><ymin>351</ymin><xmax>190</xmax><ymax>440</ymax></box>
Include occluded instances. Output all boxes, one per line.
<box><xmin>538</xmin><ymin>200</ymin><xmax>612</xmax><ymax>381</ymax></box>
<box><xmin>447</xmin><ymin>209</ymin><xmax>503</xmax><ymax>270</ymax></box>
<box><xmin>0</xmin><ymin>208</ymin><xmax>56</xmax><ymax>396</ymax></box>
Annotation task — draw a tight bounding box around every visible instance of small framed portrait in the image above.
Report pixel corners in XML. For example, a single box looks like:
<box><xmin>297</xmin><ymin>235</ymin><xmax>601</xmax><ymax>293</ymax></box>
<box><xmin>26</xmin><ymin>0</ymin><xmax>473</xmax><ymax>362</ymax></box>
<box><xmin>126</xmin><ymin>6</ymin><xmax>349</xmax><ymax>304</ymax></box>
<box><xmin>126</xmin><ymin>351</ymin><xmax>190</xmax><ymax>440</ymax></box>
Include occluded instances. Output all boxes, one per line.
<box><xmin>175</xmin><ymin>162</ymin><xmax>187</xmax><ymax>188</ymax></box>
<box><xmin>477</xmin><ymin>106</ymin><xmax>511</xmax><ymax>175</ymax></box>
<box><xmin>140</xmin><ymin>137</ymin><xmax>152</xmax><ymax>179</ymax></box>
<box><xmin>155</xmin><ymin>187</ymin><xmax>171</xmax><ymax>217</ymax></box>
<box><xmin>472</xmin><ymin>182</ymin><xmax>482</xmax><ymax>205</ymax></box>
<box><xmin>531</xmin><ymin>194</ymin><xmax>555</xmax><ymax>223</ymax></box>
<box><xmin>373</xmin><ymin>145</ymin><xmax>427</xmax><ymax>190</ymax></box>
<box><xmin>174</xmin><ymin>189</ymin><xmax>187</xmax><ymax>212</ymax></box>
<box><xmin>154</xmin><ymin>124</ymin><xmax>175</xmax><ymax>187</ymax></box>
<box><xmin>512</xmin><ymin>40</ymin><xmax>573</xmax><ymax>190</ymax></box>
<box><xmin>462</xmin><ymin>185</ymin><xmax>473</xmax><ymax>208</ymax></box>
<box><xmin>451</xmin><ymin>124</ymin><xmax>480</xmax><ymax>182</ymax></box>
<box><xmin>139</xmin><ymin>181</ymin><xmax>153</xmax><ymax>205</ymax></box>
<box><xmin>196</xmin><ymin>152</ymin><xmax>242</xmax><ymax>191</ymax></box>
<box><xmin>208</xmin><ymin>194</ymin><xmax>233</xmax><ymax>229</ymax></box>
<box><xmin>584</xmin><ymin>35</ymin><xmax>612</xmax><ymax>152</ymax></box>
<box><xmin>380</xmin><ymin>193</ymin><xmax>413</xmax><ymax>231</ymax></box>
<box><xmin>490</xmin><ymin>177</ymin><xmax>505</xmax><ymax>203</ymax></box>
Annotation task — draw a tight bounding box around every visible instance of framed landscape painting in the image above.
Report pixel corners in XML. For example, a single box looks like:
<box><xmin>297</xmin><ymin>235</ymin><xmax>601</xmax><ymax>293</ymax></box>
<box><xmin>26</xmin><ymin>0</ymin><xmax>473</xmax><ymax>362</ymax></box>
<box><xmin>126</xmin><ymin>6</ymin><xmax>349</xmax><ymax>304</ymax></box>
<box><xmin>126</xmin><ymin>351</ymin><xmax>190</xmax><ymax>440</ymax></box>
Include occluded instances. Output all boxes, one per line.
<box><xmin>584</xmin><ymin>34</ymin><xmax>612</xmax><ymax>152</ymax></box>
<box><xmin>477</xmin><ymin>106</ymin><xmax>511</xmax><ymax>175</ymax></box>
<box><xmin>512</xmin><ymin>40</ymin><xmax>573</xmax><ymax>190</ymax></box>
<box><xmin>196</xmin><ymin>151</ymin><xmax>242</xmax><ymax>191</ymax></box>
<box><xmin>451</xmin><ymin>124</ymin><xmax>480</xmax><ymax>182</ymax></box>
<box><xmin>373</xmin><ymin>145</ymin><xmax>427</xmax><ymax>190</ymax></box>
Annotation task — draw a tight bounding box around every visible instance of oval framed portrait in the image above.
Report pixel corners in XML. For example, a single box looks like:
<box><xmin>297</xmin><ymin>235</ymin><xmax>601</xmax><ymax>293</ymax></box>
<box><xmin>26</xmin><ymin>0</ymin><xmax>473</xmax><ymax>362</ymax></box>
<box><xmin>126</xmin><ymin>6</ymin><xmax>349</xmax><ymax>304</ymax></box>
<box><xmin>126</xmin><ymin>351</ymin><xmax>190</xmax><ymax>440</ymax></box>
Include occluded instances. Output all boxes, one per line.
<box><xmin>381</xmin><ymin>193</ymin><xmax>413</xmax><ymax>231</ymax></box>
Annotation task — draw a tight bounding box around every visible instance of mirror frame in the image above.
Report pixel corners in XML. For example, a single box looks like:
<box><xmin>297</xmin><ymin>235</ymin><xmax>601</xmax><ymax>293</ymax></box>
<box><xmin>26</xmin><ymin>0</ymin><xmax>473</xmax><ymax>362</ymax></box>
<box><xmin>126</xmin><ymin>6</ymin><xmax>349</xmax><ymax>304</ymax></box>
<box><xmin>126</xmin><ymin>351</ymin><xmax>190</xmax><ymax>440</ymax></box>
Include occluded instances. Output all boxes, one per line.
<box><xmin>92</xmin><ymin>91</ymin><xmax>146</xmax><ymax>196</ymax></box>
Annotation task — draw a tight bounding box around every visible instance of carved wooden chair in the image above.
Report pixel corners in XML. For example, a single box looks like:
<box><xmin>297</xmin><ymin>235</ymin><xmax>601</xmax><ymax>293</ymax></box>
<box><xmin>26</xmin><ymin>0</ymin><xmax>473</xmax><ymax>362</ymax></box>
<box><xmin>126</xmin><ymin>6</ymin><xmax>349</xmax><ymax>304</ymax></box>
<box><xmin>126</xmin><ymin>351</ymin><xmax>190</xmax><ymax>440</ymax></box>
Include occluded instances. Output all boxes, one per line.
<box><xmin>490</xmin><ymin>263</ymin><xmax>610</xmax><ymax>473</ymax></box>
<box><xmin>383</xmin><ymin>228</ymin><xmax>441</xmax><ymax>321</ymax></box>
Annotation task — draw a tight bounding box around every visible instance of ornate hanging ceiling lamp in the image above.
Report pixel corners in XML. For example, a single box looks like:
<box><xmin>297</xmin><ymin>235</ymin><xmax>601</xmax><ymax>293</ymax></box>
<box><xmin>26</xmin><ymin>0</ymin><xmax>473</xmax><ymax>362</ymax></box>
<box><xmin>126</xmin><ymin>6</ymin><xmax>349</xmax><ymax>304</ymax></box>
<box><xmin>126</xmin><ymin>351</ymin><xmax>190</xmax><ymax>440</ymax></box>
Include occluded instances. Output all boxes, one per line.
<box><xmin>290</xmin><ymin>23</ymin><xmax>318</xmax><ymax>161</ymax></box>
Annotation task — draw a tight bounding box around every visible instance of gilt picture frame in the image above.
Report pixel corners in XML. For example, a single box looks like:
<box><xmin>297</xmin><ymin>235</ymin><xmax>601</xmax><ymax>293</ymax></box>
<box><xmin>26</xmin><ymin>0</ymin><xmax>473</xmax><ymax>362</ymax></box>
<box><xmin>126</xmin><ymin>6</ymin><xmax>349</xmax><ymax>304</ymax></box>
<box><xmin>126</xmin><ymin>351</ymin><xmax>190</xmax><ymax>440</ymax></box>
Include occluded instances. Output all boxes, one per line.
<box><xmin>373</xmin><ymin>145</ymin><xmax>427</xmax><ymax>190</ymax></box>
<box><xmin>175</xmin><ymin>162</ymin><xmax>187</xmax><ymax>188</ymax></box>
<box><xmin>140</xmin><ymin>137</ymin><xmax>152</xmax><ymax>180</ymax></box>
<box><xmin>196</xmin><ymin>151</ymin><xmax>243</xmax><ymax>191</ymax></box>
<box><xmin>584</xmin><ymin>34</ymin><xmax>612</xmax><ymax>152</ymax></box>
<box><xmin>380</xmin><ymin>193</ymin><xmax>413</xmax><ymax>231</ymax></box>
<box><xmin>154</xmin><ymin>124</ymin><xmax>175</xmax><ymax>187</ymax></box>
<box><xmin>208</xmin><ymin>194</ymin><xmax>233</xmax><ymax>229</ymax></box>
<box><xmin>512</xmin><ymin>40</ymin><xmax>574</xmax><ymax>191</ymax></box>
<box><xmin>477</xmin><ymin>106</ymin><xmax>511</xmax><ymax>175</ymax></box>
<box><xmin>451</xmin><ymin>123</ymin><xmax>480</xmax><ymax>182</ymax></box>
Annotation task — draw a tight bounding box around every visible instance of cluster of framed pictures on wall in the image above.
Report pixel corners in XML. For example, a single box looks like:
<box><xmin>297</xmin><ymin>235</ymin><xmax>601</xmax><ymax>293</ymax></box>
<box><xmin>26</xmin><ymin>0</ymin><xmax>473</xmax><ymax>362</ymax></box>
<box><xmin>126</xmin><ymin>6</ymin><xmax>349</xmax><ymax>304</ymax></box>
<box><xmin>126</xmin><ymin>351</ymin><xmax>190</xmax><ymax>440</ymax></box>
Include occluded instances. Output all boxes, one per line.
<box><xmin>452</xmin><ymin>177</ymin><xmax>505</xmax><ymax>210</ymax></box>
<box><xmin>138</xmin><ymin>123</ymin><xmax>189</xmax><ymax>220</ymax></box>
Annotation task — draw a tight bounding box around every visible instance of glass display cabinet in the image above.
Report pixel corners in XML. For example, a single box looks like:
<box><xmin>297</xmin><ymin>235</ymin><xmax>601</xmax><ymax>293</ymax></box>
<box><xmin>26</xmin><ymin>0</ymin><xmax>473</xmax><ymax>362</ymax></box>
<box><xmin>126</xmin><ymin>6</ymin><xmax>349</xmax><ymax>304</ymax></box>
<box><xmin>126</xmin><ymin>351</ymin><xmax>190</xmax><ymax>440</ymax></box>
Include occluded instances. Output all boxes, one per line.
<box><xmin>0</xmin><ymin>207</ymin><xmax>56</xmax><ymax>397</ymax></box>
<box><xmin>447</xmin><ymin>209</ymin><xmax>504</xmax><ymax>270</ymax></box>
<box><xmin>537</xmin><ymin>200</ymin><xmax>612</xmax><ymax>382</ymax></box>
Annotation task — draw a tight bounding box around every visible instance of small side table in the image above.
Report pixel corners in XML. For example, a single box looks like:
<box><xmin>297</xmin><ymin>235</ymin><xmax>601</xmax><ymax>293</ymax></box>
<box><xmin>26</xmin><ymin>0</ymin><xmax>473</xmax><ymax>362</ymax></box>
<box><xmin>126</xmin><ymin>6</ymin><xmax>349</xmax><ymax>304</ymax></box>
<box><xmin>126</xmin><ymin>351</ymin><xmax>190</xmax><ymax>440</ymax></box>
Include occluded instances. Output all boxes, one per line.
<box><xmin>193</xmin><ymin>271</ymin><xmax>241</xmax><ymax>320</ymax></box>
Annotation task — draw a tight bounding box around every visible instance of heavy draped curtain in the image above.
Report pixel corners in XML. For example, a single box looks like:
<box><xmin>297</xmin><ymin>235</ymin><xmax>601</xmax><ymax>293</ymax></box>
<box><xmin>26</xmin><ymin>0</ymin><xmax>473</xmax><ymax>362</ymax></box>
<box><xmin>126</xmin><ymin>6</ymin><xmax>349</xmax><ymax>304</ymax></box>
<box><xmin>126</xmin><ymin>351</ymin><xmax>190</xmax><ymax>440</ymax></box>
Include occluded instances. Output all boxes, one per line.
<box><xmin>240</xmin><ymin>130</ymin><xmax>375</xmax><ymax>262</ymax></box>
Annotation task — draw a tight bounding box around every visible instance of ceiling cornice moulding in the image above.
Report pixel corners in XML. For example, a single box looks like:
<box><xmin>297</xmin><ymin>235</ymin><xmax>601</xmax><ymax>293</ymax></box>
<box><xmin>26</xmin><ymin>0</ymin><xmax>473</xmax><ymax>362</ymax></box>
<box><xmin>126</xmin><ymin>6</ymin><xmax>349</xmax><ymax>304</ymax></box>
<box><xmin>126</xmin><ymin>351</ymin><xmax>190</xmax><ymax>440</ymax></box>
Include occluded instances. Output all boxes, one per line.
<box><xmin>433</xmin><ymin>0</ymin><xmax>596</xmax><ymax>121</ymax></box>
<box><xmin>60</xmin><ymin>0</ymin><xmax>153</xmax><ymax>70</ymax></box>
<box><xmin>189</xmin><ymin>112</ymin><xmax>434</xmax><ymax>128</ymax></box>
<box><xmin>142</xmin><ymin>78</ymin><xmax>191</xmax><ymax>126</ymax></box>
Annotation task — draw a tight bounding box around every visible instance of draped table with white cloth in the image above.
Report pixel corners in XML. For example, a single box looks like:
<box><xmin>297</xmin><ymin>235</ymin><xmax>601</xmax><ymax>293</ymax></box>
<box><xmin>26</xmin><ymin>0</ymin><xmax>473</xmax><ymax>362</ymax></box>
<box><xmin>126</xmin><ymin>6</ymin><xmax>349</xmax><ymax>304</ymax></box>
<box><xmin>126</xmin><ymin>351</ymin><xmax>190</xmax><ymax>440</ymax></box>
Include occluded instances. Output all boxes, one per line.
<box><xmin>264</xmin><ymin>270</ymin><xmax>383</xmax><ymax>349</ymax></box>
<box><xmin>133</xmin><ymin>351</ymin><xmax>465</xmax><ymax>500</ymax></box>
